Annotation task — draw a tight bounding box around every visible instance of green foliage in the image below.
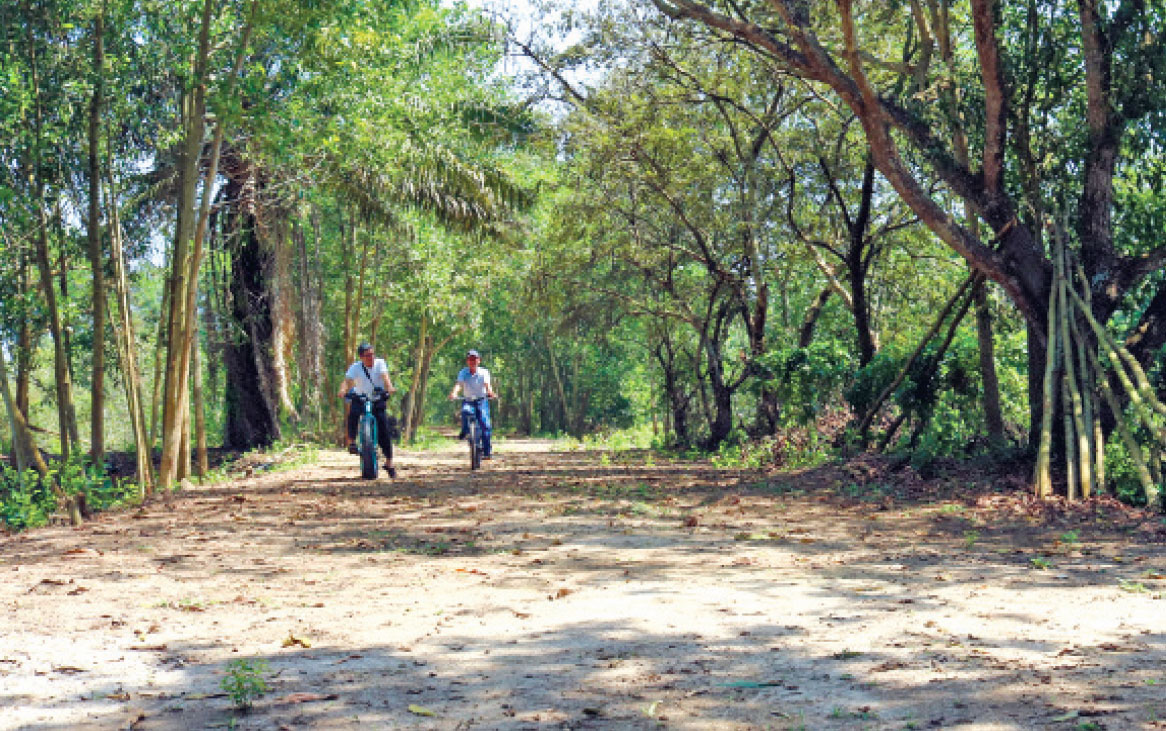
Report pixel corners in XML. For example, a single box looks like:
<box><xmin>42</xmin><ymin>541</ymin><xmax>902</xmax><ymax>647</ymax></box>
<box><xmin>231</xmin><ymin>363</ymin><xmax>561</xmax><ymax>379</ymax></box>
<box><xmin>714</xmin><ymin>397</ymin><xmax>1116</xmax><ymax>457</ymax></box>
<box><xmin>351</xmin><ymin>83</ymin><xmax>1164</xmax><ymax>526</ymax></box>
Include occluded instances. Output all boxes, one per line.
<box><xmin>1104</xmin><ymin>439</ymin><xmax>1150</xmax><ymax>507</ymax></box>
<box><xmin>220</xmin><ymin>658</ymin><xmax>270</xmax><ymax>709</ymax></box>
<box><xmin>0</xmin><ymin>459</ymin><xmax>137</xmax><ymax>532</ymax></box>
<box><xmin>0</xmin><ymin>466</ymin><xmax>55</xmax><ymax>531</ymax></box>
<box><xmin>756</xmin><ymin>342</ymin><xmax>856</xmax><ymax>426</ymax></box>
<box><xmin>709</xmin><ymin>431</ymin><xmax>832</xmax><ymax>471</ymax></box>
<box><xmin>50</xmin><ymin>458</ymin><xmax>135</xmax><ymax>511</ymax></box>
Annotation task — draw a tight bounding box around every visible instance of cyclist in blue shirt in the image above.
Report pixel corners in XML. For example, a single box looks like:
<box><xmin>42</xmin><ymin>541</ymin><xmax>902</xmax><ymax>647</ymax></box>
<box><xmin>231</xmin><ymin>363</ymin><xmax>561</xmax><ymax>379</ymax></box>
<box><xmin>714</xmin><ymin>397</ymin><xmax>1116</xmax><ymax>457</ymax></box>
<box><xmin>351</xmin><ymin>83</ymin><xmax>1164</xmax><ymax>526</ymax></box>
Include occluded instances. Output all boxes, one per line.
<box><xmin>449</xmin><ymin>349</ymin><xmax>497</xmax><ymax>459</ymax></box>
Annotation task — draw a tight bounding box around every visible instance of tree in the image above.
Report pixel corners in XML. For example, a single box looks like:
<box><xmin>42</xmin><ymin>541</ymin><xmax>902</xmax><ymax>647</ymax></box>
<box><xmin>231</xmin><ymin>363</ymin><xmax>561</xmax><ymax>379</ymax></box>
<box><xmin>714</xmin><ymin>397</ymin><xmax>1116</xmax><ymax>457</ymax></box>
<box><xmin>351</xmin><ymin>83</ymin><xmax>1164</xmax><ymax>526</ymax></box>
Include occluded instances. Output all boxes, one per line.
<box><xmin>652</xmin><ymin>0</ymin><xmax>1166</xmax><ymax>445</ymax></box>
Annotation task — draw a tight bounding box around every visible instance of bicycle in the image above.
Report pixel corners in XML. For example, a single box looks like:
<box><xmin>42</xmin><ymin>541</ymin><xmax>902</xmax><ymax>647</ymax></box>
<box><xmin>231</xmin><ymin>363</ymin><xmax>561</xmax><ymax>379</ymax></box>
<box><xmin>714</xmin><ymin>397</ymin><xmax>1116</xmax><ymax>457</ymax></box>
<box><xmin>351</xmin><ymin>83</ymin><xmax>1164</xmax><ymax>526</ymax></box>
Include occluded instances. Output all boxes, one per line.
<box><xmin>345</xmin><ymin>388</ymin><xmax>392</xmax><ymax>479</ymax></box>
<box><xmin>459</xmin><ymin>396</ymin><xmax>494</xmax><ymax>470</ymax></box>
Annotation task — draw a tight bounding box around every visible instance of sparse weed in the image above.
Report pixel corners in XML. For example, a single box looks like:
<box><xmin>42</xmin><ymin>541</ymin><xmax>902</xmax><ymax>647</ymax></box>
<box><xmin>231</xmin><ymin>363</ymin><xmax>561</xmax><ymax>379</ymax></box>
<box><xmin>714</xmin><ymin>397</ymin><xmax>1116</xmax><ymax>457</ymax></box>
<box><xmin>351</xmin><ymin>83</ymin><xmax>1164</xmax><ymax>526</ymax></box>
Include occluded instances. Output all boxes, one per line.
<box><xmin>1119</xmin><ymin>579</ymin><xmax>1150</xmax><ymax>594</ymax></box>
<box><xmin>220</xmin><ymin>659</ymin><xmax>269</xmax><ymax>709</ymax></box>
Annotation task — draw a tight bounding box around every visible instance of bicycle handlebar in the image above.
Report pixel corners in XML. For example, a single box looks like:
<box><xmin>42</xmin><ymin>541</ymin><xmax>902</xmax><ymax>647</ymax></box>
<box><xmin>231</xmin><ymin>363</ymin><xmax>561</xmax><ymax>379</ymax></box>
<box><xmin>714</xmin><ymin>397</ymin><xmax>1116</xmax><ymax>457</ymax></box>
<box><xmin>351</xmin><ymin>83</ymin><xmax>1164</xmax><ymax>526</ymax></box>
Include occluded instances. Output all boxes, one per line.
<box><xmin>345</xmin><ymin>388</ymin><xmax>392</xmax><ymax>404</ymax></box>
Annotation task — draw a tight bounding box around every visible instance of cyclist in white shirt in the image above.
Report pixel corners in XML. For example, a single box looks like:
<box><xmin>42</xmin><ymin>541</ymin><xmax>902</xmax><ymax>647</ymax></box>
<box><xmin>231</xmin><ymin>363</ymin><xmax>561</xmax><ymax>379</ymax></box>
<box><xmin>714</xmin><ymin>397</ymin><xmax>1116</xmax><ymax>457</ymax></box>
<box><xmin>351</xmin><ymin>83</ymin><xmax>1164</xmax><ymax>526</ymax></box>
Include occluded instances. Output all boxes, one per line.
<box><xmin>449</xmin><ymin>349</ymin><xmax>497</xmax><ymax>459</ymax></box>
<box><xmin>338</xmin><ymin>342</ymin><xmax>398</xmax><ymax>477</ymax></box>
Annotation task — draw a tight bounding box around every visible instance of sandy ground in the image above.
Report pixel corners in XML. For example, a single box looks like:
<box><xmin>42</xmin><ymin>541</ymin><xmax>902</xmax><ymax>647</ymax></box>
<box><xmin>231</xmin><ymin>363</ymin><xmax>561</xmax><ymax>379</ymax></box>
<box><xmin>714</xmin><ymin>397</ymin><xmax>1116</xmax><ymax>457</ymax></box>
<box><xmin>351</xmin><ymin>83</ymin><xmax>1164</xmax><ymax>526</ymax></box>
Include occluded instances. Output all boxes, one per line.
<box><xmin>2</xmin><ymin>437</ymin><xmax>1165</xmax><ymax>730</ymax></box>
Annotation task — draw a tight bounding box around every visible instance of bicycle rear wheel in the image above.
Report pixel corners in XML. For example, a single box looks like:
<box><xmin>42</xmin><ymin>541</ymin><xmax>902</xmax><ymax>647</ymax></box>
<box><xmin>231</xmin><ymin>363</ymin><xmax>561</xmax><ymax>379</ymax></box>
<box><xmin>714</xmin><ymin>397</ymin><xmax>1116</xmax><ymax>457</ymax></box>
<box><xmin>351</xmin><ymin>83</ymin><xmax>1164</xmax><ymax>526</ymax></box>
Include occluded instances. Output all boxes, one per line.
<box><xmin>359</xmin><ymin>414</ymin><xmax>378</xmax><ymax>479</ymax></box>
<box><xmin>468</xmin><ymin>419</ymin><xmax>480</xmax><ymax>470</ymax></box>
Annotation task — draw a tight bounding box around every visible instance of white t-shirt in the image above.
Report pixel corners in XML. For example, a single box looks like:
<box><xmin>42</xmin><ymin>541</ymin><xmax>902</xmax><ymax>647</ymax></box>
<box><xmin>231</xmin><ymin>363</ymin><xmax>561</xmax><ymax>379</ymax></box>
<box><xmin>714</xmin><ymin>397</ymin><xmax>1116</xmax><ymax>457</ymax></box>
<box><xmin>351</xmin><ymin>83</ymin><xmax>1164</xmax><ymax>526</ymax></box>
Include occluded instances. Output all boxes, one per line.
<box><xmin>456</xmin><ymin>367</ymin><xmax>492</xmax><ymax>399</ymax></box>
<box><xmin>345</xmin><ymin>358</ymin><xmax>389</xmax><ymax>396</ymax></box>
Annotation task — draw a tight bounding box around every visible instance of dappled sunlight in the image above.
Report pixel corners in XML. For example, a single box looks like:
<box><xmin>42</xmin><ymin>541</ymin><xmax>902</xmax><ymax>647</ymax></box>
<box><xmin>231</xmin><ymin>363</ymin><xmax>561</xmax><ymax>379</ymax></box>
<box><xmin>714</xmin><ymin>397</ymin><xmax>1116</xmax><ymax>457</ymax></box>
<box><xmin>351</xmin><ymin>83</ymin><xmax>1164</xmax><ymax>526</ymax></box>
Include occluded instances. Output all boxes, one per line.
<box><xmin>2</xmin><ymin>440</ymin><xmax>1164</xmax><ymax>729</ymax></box>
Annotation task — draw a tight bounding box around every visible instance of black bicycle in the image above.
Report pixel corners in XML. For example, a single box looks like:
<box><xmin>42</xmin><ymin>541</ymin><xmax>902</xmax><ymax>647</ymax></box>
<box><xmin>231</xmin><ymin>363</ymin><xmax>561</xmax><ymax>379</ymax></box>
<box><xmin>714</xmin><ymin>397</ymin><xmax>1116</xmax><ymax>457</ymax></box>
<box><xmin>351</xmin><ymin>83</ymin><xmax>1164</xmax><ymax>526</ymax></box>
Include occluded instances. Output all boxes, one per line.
<box><xmin>459</xmin><ymin>397</ymin><xmax>492</xmax><ymax>470</ymax></box>
<box><xmin>346</xmin><ymin>388</ymin><xmax>391</xmax><ymax>479</ymax></box>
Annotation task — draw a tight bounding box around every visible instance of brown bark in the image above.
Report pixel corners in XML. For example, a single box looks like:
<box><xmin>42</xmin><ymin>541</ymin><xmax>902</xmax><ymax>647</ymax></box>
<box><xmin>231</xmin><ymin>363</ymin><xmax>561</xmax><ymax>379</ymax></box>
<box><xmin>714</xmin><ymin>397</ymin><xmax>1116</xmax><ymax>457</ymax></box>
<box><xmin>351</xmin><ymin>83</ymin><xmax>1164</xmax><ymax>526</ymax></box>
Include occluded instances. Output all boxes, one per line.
<box><xmin>86</xmin><ymin>3</ymin><xmax>107</xmax><ymax>464</ymax></box>
<box><xmin>798</xmin><ymin>288</ymin><xmax>833</xmax><ymax>349</ymax></box>
<box><xmin>294</xmin><ymin>213</ymin><xmax>324</xmax><ymax>430</ymax></box>
<box><xmin>0</xmin><ymin>342</ymin><xmax>48</xmax><ymax>477</ymax></box>
<box><xmin>16</xmin><ymin>250</ymin><xmax>32</xmax><ymax>417</ymax></box>
<box><xmin>403</xmin><ymin>314</ymin><xmax>429</xmax><ymax>441</ymax></box>
<box><xmin>158</xmin><ymin>0</ymin><xmax>215</xmax><ymax>488</ymax></box>
<box><xmin>26</xmin><ymin>6</ymin><xmax>80</xmax><ymax>464</ymax></box>
<box><xmin>105</xmin><ymin>155</ymin><xmax>154</xmax><ymax>491</ymax></box>
<box><xmin>974</xmin><ymin>281</ymin><xmax>1007</xmax><ymax>445</ymax></box>
<box><xmin>192</xmin><ymin>326</ymin><xmax>208</xmax><ymax>478</ymax></box>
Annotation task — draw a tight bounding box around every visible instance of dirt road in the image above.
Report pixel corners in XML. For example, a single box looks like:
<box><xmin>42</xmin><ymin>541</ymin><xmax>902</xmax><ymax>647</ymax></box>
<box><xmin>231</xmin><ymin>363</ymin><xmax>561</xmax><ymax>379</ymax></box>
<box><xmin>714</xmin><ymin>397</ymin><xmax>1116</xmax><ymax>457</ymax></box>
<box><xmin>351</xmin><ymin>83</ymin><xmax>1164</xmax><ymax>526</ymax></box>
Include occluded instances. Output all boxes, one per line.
<box><xmin>2</xmin><ymin>438</ymin><xmax>1164</xmax><ymax>729</ymax></box>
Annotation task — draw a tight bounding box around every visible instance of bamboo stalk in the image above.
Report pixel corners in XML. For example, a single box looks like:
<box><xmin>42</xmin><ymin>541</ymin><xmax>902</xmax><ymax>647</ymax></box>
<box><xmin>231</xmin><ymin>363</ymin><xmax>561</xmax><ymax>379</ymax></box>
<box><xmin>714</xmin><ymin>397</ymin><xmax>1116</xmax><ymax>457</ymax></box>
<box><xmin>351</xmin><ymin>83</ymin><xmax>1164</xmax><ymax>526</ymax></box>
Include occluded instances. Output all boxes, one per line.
<box><xmin>105</xmin><ymin>153</ymin><xmax>155</xmax><ymax>493</ymax></box>
<box><xmin>1061</xmin><ymin>377</ymin><xmax>1079</xmax><ymax>500</ymax></box>
<box><xmin>1057</xmin><ymin>247</ymin><xmax>1092</xmax><ymax>498</ymax></box>
<box><xmin>1065</xmin><ymin>282</ymin><xmax>1166</xmax><ymax>443</ymax></box>
<box><xmin>1067</xmin><ymin>281</ymin><xmax>1102</xmax><ymax>496</ymax></box>
<box><xmin>1034</xmin><ymin>269</ymin><xmax>1060</xmax><ymax>498</ymax></box>
<box><xmin>1085</xmin><ymin>342</ymin><xmax>1160</xmax><ymax>509</ymax></box>
<box><xmin>1076</xmin><ymin>264</ymin><xmax>1106</xmax><ymax>492</ymax></box>
<box><xmin>1150</xmin><ymin>443</ymin><xmax>1163</xmax><ymax>491</ymax></box>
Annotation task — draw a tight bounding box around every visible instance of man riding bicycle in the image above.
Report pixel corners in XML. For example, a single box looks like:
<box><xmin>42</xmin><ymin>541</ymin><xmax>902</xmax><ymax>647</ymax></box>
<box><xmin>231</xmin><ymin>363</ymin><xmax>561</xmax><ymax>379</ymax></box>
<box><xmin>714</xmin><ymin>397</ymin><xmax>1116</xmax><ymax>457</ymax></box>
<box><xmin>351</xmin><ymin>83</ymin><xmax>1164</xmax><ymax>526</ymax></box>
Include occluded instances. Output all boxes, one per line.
<box><xmin>339</xmin><ymin>342</ymin><xmax>398</xmax><ymax>478</ymax></box>
<box><xmin>449</xmin><ymin>349</ymin><xmax>496</xmax><ymax>460</ymax></box>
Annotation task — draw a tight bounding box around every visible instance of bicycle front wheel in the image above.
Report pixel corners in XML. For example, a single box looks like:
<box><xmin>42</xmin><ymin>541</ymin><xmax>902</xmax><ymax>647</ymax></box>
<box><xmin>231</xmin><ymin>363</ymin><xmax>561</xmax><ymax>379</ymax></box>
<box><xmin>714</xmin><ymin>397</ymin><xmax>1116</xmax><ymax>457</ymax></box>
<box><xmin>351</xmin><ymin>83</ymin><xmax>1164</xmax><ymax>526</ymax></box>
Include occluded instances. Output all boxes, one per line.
<box><xmin>360</xmin><ymin>415</ymin><xmax>378</xmax><ymax>479</ymax></box>
<box><xmin>468</xmin><ymin>419</ymin><xmax>480</xmax><ymax>471</ymax></box>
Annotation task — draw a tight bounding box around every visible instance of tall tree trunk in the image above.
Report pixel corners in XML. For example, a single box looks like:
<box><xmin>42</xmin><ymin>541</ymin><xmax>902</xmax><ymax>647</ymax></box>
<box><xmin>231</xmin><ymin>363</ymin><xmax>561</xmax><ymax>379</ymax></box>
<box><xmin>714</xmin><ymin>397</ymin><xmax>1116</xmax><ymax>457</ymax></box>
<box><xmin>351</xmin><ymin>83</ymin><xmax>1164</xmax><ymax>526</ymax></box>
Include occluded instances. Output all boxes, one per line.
<box><xmin>270</xmin><ymin>219</ymin><xmax>299</xmax><ymax>424</ymax></box>
<box><xmin>105</xmin><ymin>155</ymin><xmax>154</xmax><ymax>492</ymax></box>
<box><xmin>149</xmin><ymin>279</ymin><xmax>170</xmax><ymax>448</ymax></box>
<box><xmin>848</xmin><ymin>157</ymin><xmax>878</xmax><ymax>367</ymax></box>
<box><xmin>163</xmin><ymin>2</ymin><xmax>256</xmax><ymax>486</ymax></box>
<box><xmin>546</xmin><ymin>334</ymin><xmax>571</xmax><ymax>435</ymax></box>
<box><xmin>294</xmin><ymin>213</ymin><xmax>323</xmax><ymax>431</ymax></box>
<box><xmin>974</xmin><ymin>280</ymin><xmax>1007</xmax><ymax>445</ymax></box>
<box><xmin>86</xmin><ymin>3</ymin><xmax>107</xmax><ymax>464</ymax></box>
<box><xmin>16</xmin><ymin>251</ymin><xmax>33</xmax><ymax>417</ymax></box>
<box><xmin>222</xmin><ymin>162</ymin><xmax>281</xmax><ymax>450</ymax></box>
<box><xmin>158</xmin><ymin>0</ymin><xmax>214</xmax><ymax>487</ymax></box>
<box><xmin>798</xmin><ymin>287</ymin><xmax>833</xmax><ymax>348</ymax></box>
<box><xmin>192</xmin><ymin>325</ymin><xmax>209</xmax><ymax>478</ymax></box>
<box><xmin>410</xmin><ymin>334</ymin><xmax>436</xmax><ymax>441</ymax></box>
<box><xmin>0</xmin><ymin>343</ymin><xmax>48</xmax><ymax>477</ymax></box>
<box><xmin>403</xmin><ymin>314</ymin><xmax>428</xmax><ymax>441</ymax></box>
<box><xmin>26</xmin><ymin>12</ymin><xmax>80</xmax><ymax>462</ymax></box>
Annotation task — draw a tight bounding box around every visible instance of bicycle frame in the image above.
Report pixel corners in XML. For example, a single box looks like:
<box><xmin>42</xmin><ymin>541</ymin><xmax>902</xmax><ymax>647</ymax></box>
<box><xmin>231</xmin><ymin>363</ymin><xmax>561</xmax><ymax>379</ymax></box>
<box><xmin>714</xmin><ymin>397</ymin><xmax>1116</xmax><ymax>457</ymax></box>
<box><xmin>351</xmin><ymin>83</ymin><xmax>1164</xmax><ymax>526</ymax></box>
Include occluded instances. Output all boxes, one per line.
<box><xmin>461</xmin><ymin>398</ymin><xmax>488</xmax><ymax>470</ymax></box>
<box><xmin>347</xmin><ymin>390</ymin><xmax>389</xmax><ymax>479</ymax></box>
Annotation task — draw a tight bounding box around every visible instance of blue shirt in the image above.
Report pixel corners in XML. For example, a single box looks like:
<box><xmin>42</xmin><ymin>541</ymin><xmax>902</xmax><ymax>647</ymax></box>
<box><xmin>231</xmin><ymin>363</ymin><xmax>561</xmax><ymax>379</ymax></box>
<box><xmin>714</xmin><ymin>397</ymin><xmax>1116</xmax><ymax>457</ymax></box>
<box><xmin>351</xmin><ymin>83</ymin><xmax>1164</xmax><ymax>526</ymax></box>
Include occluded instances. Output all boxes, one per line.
<box><xmin>457</xmin><ymin>367</ymin><xmax>492</xmax><ymax>399</ymax></box>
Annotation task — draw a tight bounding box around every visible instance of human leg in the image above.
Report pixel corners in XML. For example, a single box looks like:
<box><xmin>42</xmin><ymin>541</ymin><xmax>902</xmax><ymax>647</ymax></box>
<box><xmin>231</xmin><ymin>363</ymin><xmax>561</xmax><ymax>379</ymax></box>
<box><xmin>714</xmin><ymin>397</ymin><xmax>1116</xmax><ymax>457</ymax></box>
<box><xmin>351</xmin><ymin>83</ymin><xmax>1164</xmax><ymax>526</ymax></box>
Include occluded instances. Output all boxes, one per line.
<box><xmin>346</xmin><ymin>400</ymin><xmax>361</xmax><ymax>453</ymax></box>
<box><xmin>477</xmin><ymin>399</ymin><xmax>492</xmax><ymax>457</ymax></box>
<box><xmin>373</xmin><ymin>405</ymin><xmax>396</xmax><ymax>478</ymax></box>
<box><xmin>373</xmin><ymin>407</ymin><xmax>393</xmax><ymax>461</ymax></box>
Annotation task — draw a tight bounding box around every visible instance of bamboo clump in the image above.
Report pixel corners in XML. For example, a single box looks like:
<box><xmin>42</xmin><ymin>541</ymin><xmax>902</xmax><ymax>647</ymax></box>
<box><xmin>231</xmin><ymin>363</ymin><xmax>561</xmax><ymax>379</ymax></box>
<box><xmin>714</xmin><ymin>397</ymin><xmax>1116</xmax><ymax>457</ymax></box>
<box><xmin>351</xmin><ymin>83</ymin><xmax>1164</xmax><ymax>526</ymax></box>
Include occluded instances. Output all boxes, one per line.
<box><xmin>1034</xmin><ymin>219</ymin><xmax>1165</xmax><ymax>511</ymax></box>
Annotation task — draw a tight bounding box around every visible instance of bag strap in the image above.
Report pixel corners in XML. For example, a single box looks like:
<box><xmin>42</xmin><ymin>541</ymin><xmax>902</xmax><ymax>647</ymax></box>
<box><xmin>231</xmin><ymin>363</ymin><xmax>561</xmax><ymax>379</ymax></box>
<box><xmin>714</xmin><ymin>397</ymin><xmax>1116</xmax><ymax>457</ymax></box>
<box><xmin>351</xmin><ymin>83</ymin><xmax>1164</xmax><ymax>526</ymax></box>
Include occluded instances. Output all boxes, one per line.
<box><xmin>360</xmin><ymin>362</ymin><xmax>375</xmax><ymax>389</ymax></box>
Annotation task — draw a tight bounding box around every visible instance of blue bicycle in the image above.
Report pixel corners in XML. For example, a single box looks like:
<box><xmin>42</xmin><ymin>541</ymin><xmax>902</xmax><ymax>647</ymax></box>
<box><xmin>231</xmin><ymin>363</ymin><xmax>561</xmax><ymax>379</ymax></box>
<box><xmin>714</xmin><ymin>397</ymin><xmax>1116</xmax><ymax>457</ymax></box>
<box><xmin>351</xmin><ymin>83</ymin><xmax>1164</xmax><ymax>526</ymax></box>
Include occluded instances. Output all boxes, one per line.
<box><xmin>346</xmin><ymin>388</ymin><xmax>391</xmax><ymax>479</ymax></box>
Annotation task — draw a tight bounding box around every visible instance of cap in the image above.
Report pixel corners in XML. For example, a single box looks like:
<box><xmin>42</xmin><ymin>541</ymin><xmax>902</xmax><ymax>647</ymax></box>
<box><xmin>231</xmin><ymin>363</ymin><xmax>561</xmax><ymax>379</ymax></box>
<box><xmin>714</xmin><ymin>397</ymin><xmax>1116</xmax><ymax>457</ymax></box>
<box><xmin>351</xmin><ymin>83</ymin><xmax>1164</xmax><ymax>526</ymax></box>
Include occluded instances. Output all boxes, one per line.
<box><xmin>357</xmin><ymin>342</ymin><xmax>373</xmax><ymax>356</ymax></box>
<box><xmin>466</xmin><ymin>349</ymin><xmax>480</xmax><ymax>359</ymax></box>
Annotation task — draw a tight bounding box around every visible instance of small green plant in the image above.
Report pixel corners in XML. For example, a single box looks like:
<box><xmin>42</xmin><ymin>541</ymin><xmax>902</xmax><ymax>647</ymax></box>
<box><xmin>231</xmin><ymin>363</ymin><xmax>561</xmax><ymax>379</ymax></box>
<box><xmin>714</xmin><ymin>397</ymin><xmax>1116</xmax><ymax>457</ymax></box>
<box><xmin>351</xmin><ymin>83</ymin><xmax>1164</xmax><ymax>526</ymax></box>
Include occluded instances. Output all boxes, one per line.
<box><xmin>1060</xmin><ymin>530</ymin><xmax>1080</xmax><ymax>545</ymax></box>
<box><xmin>964</xmin><ymin>530</ymin><xmax>981</xmax><ymax>548</ymax></box>
<box><xmin>1031</xmin><ymin>556</ymin><xmax>1054</xmax><ymax>570</ymax></box>
<box><xmin>220</xmin><ymin>659</ymin><xmax>269</xmax><ymax>709</ymax></box>
<box><xmin>1118</xmin><ymin>579</ymin><xmax>1150</xmax><ymax>594</ymax></box>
